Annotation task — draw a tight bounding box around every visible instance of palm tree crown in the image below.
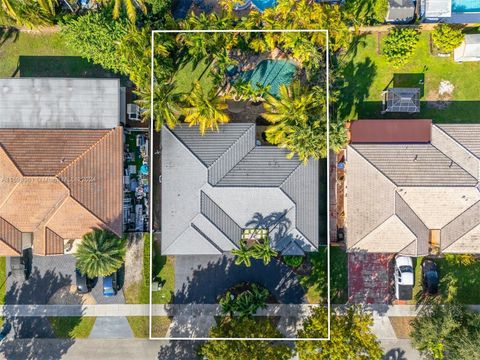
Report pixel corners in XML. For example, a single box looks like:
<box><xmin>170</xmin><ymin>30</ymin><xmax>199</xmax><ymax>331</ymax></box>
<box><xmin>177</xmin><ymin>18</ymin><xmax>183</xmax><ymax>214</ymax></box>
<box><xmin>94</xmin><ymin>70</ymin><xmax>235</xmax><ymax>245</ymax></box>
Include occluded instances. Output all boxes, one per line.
<box><xmin>182</xmin><ymin>81</ymin><xmax>230</xmax><ymax>135</ymax></box>
<box><xmin>74</xmin><ymin>229</ymin><xmax>126</xmax><ymax>278</ymax></box>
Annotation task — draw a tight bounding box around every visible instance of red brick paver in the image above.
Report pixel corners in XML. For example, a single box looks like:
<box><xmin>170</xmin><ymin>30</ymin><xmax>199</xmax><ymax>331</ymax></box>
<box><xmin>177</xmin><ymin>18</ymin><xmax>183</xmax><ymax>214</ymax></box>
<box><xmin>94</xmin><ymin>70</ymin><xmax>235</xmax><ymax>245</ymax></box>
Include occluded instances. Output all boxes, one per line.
<box><xmin>348</xmin><ymin>252</ymin><xmax>395</xmax><ymax>304</ymax></box>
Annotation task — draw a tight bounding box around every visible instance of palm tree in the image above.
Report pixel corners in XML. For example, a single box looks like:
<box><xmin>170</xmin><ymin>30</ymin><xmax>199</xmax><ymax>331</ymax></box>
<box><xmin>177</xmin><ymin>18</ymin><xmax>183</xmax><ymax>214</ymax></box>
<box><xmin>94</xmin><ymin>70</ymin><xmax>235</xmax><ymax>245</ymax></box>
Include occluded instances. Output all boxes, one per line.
<box><xmin>1</xmin><ymin>0</ymin><xmax>53</xmax><ymax>28</ymax></box>
<box><xmin>135</xmin><ymin>82</ymin><xmax>182</xmax><ymax>131</ymax></box>
<box><xmin>232</xmin><ymin>241</ymin><xmax>253</xmax><ymax>268</ymax></box>
<box><xmin>251</xmin><ymin>237</ymin><xmax>278</xmax><ymax>265</ymax></box>
<box><xmin>182</xmin><ymin>81</ymin><xmax>230</xmax><ymax>135</ymax></box>
<box><xmin>262</xmin><ymin>81</ymin><xmax>327</xmax><ymax>162</ymax></box>
<box><xmin>74</xmin><ymin>229</ymin><xmax>126</xmax><ymax>278</ymax></box>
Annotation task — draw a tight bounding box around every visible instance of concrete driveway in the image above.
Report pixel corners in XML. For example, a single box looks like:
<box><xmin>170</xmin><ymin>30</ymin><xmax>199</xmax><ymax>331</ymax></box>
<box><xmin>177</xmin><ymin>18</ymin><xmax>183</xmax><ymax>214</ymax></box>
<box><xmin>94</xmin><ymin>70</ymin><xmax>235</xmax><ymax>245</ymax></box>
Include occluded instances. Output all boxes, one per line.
<box><xmin>174</xmin><ymin>255</ymin><xmax>306</xmax><ymax>304</ymax></box>
<box><xmin>5</xmin><ymin>255</ymin><xmax>125</xmax><ymax>305</ymax></box>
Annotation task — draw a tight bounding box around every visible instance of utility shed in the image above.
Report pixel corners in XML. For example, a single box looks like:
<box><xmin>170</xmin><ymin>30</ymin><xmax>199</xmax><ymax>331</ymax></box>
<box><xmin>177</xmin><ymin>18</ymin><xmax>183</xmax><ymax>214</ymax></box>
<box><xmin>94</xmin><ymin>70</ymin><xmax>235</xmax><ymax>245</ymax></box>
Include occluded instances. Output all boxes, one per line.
<box><xmin>454</xmin><ymin>34</ymin><xmax>480</xmax><ymax>62</ymax></box>
<box><xmin>383</xmin><ymin>88</ymin><xmax>421</xmax><ymax>113</ymax></box>
<box><xmin>386</xmin><ymin>0</ymin><xmax>415</xmax><ymax>23</ymax></box>
<box><xmin>0</xmin><ymin>78</ymin><xmax>120</xmax><ymax>129</ymax></box>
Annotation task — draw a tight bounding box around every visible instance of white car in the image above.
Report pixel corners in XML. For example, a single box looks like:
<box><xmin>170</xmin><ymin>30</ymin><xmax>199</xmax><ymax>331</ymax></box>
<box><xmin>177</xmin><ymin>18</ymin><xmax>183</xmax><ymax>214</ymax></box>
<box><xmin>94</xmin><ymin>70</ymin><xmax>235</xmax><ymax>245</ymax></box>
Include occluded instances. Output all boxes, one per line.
<box><xmin>394</xmin><ymin>256</ymin><xmax>414</xmax><ymax>300</ymax></box>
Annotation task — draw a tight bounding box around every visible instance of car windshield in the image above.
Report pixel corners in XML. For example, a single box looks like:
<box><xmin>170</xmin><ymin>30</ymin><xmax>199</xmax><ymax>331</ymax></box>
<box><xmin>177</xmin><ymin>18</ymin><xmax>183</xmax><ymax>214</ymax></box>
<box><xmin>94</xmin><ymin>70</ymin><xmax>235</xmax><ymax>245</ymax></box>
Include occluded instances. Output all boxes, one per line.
<box><xmin>399</xmin><ymin>265</ymin><xmax>413</xmax><ymax>273</ymax></box>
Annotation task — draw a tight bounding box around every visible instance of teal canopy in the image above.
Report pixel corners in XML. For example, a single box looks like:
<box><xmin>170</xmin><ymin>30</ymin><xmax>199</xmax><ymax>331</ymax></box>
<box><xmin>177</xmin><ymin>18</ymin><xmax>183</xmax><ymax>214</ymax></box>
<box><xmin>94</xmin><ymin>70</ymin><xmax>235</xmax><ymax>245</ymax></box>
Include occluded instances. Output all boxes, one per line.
<box><xmin>237</xmin><ymin>59</ymin><xmax>297</xmax><ymax>98</ymax></box>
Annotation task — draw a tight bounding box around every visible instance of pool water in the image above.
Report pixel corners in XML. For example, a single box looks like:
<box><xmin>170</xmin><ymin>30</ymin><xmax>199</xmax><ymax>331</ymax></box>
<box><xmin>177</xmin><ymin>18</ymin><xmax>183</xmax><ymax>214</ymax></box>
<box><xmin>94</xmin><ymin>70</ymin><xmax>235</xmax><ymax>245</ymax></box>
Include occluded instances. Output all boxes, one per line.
<box><xmin>452</xmin><ymin>0</ymin><xmax>480</xmax><ymax>13</ymax></box>
<box><xmin>252</xmin><ymin>0</ymin><xmax>277</xmax><ymax>12</ymax></box>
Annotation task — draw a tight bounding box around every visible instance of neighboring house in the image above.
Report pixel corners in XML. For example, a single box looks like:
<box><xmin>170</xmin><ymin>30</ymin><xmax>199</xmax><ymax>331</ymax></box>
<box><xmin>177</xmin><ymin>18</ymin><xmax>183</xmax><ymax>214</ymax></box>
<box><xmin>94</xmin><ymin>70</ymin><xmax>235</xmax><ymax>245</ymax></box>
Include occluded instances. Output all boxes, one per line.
<box><xmin>346</xmin><ymin>119</ymin><xmax>480</xmax><ymax>256</ymax></box>
<box><xmin>454</xmin><ymin>34</ymin><xmax>480</xmax><ymax>62</ymax></box>
<box><xmin>422</xmin><ymin>0</ymin><xmax>480</xmax><ymax>23</ymax></box>
<box><xmin>161</xmin><ymin>123</ymin><xmax>323</xmax><ymax>256</ymax></box>
<box><xmin>0</xmin><ymin>78</ymin><xmax>123</xmax><ymax>256</ymax></box>
<box><xmin>386</xmin><ymin>0</ymin><xmax>415</xmax><ymax>23</ymax></box>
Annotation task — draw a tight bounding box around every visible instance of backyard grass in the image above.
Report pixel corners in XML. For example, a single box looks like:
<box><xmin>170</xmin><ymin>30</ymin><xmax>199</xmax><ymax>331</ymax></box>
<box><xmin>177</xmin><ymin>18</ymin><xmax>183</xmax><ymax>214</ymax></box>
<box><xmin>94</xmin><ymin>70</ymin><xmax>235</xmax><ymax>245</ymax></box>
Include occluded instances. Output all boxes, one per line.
<box><xmin>127</xmin><ymin>316</ymin><xmax>172</xmax><ymax>338</ymax></box>
<box><xmin>344</xmin><ymin>31</ymin><xmax>480</xmax><ymax>123</ymax></box>
<box><xmin>48</xmin><ymin>317</ymin><xmax>96</xmax><ymax>338</ymax></box>
<box><xmin>0</xmin><ymin>30</ymin><xmax>122</xmax><ymax>80</ymax></box>
<box><xmin>301</xmin><ymin>246</ymin><xmax>348</xmax><ymax>304</ymax></box>
<box><xmin>173</xmin><ymin>57</ymin><xmax>215</xmax><ymax>95</ymax></box>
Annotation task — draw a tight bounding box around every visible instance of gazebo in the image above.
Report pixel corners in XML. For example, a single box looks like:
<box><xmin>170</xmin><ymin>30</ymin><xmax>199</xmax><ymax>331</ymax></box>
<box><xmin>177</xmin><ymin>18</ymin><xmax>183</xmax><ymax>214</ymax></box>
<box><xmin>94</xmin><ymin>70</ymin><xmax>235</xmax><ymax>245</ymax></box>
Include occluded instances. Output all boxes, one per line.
<box><xmin>382</xmin><ymin>88</ymin><xmax>420</xmax><ymax>113</ymax></box>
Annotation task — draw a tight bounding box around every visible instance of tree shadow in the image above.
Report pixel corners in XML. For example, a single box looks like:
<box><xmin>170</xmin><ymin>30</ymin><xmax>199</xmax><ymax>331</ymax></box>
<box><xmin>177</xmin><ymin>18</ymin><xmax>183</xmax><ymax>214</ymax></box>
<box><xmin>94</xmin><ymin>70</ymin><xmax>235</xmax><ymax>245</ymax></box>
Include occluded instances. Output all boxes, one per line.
<box><xmin>0</xmin><ymin>27</ymin><xmax>19</xmax><ymax>47</ymax></box>
<box><xmin>157</xmin><ymin>340</ymin><xmax>202</xmax><ymax>360</ymax></box>
<box><xmin>382</xmin><ymin>347</ymin><xmax>408</xmax><ymax>360</ymax></box>
<box><xmin>393</xmin><ymin>73</ymin><xmax>425</xmax><ymax>97</ymax></box>
<box><xmin>335</xmin><ymin>57</ymin><xmax>377</xmax><ymax>121</ymax></box>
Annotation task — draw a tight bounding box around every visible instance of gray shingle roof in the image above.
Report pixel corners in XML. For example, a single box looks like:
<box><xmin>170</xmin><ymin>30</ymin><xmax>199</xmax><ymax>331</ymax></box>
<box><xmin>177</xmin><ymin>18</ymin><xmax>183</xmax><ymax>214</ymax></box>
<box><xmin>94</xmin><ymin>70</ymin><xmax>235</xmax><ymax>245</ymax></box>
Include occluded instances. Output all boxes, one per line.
<box><xmin>161</xmin><ymin>124</ymin><xmax>321</xmax><ymax>255</ymax></box>
<box><xmin>437</xmin><ymin>124</ymin><xmax>480</xmax><ymax>159</ymax></box>
<box><xmin>351</xmin><ymin>143</ymin><xmax>477</xmax><ymax>186</ymax></box>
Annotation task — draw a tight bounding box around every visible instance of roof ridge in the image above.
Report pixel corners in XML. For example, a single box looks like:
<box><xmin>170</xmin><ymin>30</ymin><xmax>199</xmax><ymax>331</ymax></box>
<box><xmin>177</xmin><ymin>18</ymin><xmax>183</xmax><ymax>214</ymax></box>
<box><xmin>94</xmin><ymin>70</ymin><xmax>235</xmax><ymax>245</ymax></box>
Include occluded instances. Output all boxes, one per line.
<box><xmin>32</xmin><ymin>191</ymin><xmax>70</xmax><ymax>234</ymax></box>
<box><xmin>349</xmin><ymin>145</ymin><xmax>398</xmax><ymax>187</ymax></box>
<box><xmin>56</xmin><ymin>128</ymin><xmax>115</xmax><ymax>177</ymax></box>
<box><xmin>190</xmin><ymin>222</ymin><xmax>224</xmax><ymax>253</ymax></box>
<box><xmin>435</xmin><ymin>124</ymin><xmax>480</xmax><ymax>161</ymax></box>
<box><xmin>279</xmin><ymin>161</ymin><xmax>303</xmax><ymax>188</ymax></box>
<box><xmin>0</xmin><ymin>143</ymin><xmax>25</xmax><ymax>177</ymax></box>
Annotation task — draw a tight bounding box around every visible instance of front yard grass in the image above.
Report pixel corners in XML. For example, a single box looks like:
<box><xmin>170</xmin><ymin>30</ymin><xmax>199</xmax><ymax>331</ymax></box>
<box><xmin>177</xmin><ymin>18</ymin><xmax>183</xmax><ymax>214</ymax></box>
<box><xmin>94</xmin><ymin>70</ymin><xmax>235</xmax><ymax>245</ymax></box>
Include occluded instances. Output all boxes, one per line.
<box><xmin>151</xmin><ymin>254</ymin><xmax>175</xmax><ymax>304</ymax></box>
<box><xmin>301</xmin><ymin>246</ymin><xmax>348</xmax><ymax>304</ymax></box>
<box><xmin>412</xmin><ymin>256</ymin><xmax>480</xmax><ymax>304</ymax></box>
<box><xmin>0</xmin><ymin>257</ymin><xmax>6</xmax><ymax>304</ymax></box>
<box><xmin>344</xmin><ymin>31</ymin><xmax>480</xmax><ymax>123</ymax></box>
<box><xmin>124</xmin><ymin>234</ymin><xmax>150</xmax><ymax>305</ymax></box>
<box><xmin>48</xmin><ymin>317</ymin><xmax>96</xmax><ymax>338</ymax></box>
<box><xmin>127</xmin><ymin>316</ymin><xmax>172</xmax><ymax>338</ymax></box>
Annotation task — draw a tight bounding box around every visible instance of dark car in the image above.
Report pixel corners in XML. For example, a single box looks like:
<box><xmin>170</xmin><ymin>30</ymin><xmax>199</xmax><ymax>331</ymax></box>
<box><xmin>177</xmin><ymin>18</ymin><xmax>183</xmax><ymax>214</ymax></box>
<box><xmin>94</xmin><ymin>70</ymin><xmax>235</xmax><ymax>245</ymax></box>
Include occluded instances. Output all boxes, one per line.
<box><xmin>422</xmin><ymin>259</ymin><xmax>439</xmax><ymax>295</ymax></box>
<box><xmin>103</xmin><ymin>272</ymin><xmax>118</xmax><ymax>297</ymax></box>
<box><xmin>75</xmin><ymin>269</ymin><xmax>96</xmax><ymax>294</ymax></box>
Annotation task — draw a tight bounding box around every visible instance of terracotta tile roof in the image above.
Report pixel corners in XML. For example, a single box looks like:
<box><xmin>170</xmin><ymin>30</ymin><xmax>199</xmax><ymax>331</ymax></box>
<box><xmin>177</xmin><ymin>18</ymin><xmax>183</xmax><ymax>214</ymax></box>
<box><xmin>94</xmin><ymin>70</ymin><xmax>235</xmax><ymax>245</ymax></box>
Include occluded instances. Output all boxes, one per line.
<box><xmin>0</xmin><ymin>127</ymin><xmax>123</xmax><ymax>256</ymax></box>
<box><xmin>0</xmin><ymin>218</ymin><xmax>22</xmax><ymax>255</ymax></box>
<box><xmin>350</xmin><ymin>119</ymin><xmax>432</xmax><ymax>143</ymax></box>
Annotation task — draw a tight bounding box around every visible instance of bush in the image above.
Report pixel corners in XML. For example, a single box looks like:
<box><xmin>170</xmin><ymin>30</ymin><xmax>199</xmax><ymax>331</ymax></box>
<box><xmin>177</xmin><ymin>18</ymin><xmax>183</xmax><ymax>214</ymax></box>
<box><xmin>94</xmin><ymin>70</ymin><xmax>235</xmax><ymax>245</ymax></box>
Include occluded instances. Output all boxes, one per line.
<box><xmin>432</xmin><ymin>24</ymin><xmax>464</xmax><ymax>54</ymax></box>
<box><xmin>383</xmin><ymin>28</ymin><xmax>419</xmax><ymax>68</ymax></box>
<box><xmin>220</xmin><ymin>283</ymin><xmax>269</xmax><ymax>318</ymax></box>
<box><xmin>283</xmin><ymin>255</ymin><xmax>304</xmax><ymax>268</ymax></box>
<box><xmin>445</xmin><ymin>253</ymin><xmax>476</xmax><ymax>266</ymax></box>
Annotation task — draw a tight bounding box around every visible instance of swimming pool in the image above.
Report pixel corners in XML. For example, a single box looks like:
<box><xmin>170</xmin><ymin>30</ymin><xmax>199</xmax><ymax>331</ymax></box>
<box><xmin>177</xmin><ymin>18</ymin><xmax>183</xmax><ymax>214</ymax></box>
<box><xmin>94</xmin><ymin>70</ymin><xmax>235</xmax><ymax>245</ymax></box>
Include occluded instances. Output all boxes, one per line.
<box><xmin>452</xmin><ymin>0</ymin><xmax>480</xmax><ymax>13</ymax></box>
<box><xmin>251</xmin><ymin>0</ymin><xmax>277</xmax><ymax>12</ymax></box>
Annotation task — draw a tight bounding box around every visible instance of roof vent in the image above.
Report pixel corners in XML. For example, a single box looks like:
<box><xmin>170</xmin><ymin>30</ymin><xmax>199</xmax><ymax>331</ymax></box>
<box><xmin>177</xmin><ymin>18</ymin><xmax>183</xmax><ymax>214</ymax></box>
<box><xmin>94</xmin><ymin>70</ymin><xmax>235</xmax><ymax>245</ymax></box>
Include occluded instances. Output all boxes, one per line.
<box><xmin>413</xmin><ymin>155</ymin><xmax>418</xmax><ymax>162</ymax></box>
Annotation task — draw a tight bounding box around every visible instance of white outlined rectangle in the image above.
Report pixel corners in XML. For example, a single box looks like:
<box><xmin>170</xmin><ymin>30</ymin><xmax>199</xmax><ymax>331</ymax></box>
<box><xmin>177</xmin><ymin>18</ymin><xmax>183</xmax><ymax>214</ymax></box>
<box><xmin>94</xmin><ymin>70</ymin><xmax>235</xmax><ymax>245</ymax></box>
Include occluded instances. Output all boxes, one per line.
<box><xmin>149</xmin><ymin>29</ymin><xmax>330</xmax><ymax>341</ymax></box>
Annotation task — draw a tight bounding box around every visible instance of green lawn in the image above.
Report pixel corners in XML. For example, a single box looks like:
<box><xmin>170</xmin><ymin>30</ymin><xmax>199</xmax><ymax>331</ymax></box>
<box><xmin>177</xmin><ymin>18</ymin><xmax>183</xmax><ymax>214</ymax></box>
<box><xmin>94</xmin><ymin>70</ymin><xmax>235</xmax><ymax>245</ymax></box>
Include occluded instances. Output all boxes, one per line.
<box><xmin>412</xmin><ymin>256</ymin><xmax>480</xmax><ymax>304</ymax></box>
<box><xmin>344</xmin><ymin>31</ymin><xmax>480</xmax><ymax>123</ymax></box>
<box><xmin>173</xmin><ymin>57</ymin><xmax>215</xmax><ymax>95</ymax></box>
<box><xmin>0</xmin><ymin>257</ymin><xmax>6</xmax><ymax>304</ymax></box>
<box><xmin>301</xmin><ymin>246</ymin><xmax>348</xmax><ymax>304</ymax></box>
<box><xmin>0</xmin><ymin>31</ymin><xmax>122</xmax><ymax>80</ymax></box>
<box><xmin>124</xmin><ymin>234</ymin><xmax>150</xmax><ymax>305</ymax></box>
<box><xmin>151</xmin><ymin>254</ymin><xmax>175</xmax><ymax>304</ymax></box>
<box><xmin>127</xmin><ymin>316</ymin><xmax>172</xmax><ymax>338</ymax></box>
<box><xmin>48</xmin><ymin>317</ymin><xmax>96</xmax><ymax>338</ymax></box>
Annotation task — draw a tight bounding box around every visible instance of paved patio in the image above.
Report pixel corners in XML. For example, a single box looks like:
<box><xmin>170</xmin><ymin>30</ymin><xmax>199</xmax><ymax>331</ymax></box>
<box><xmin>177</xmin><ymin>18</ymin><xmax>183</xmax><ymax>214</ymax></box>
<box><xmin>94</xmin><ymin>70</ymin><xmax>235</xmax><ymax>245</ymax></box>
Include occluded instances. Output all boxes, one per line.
<box><xmin>174</xmin><ymin>255</ymin><xmax>306</xmax><ymax>304</ymax></box>
<box><xmin>5</xmin><ymin>255</ymin><xmax>125</xmax><ymax>305</ymax></box>
<box><xmin>348</xmin><ymin>252</ymin><xmax>394</xmax><ymax>304</ymax></box>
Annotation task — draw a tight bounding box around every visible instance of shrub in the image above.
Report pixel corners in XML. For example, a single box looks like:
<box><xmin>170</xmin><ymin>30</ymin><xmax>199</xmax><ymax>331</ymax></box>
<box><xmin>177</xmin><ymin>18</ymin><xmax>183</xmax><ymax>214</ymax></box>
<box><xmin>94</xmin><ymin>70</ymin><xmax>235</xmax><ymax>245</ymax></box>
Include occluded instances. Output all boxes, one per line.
<box><xmin>444</xmin><ymin>253</ymin><xmax>476</xmax><ymax>266</ymax></box>
<box><xmin>382</xmin><ymin>28</ymin><xmax>419</xmax><ymax>68</ymax></box>
<box><xmin>283</xmin><ymin>255</ymin><xmax>304</xmax><ymax>268</ymax></box>
<box><xmin>220</xmin><ymin>283</ymin><xmax>269</xmax><ymax>318</ymax></box>
<box><xmin>432</xmin><ymin>24</ymin><xmax>464</xmax><ymax>54</ymax></box>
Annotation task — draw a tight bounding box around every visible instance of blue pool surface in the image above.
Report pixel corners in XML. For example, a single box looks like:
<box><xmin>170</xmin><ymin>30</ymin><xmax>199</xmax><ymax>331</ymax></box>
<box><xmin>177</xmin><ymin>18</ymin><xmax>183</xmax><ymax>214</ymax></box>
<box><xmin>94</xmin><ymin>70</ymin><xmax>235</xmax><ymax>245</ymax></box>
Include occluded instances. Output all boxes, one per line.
<box><xmin>453</xmin><ymin>0</ymin><xmax>480</xmax><ymax>13</ymax></box>
<box><xmin>252</xmin><ymin>0</ymin><xmax>276</xmax><ymax>12</ymax></box>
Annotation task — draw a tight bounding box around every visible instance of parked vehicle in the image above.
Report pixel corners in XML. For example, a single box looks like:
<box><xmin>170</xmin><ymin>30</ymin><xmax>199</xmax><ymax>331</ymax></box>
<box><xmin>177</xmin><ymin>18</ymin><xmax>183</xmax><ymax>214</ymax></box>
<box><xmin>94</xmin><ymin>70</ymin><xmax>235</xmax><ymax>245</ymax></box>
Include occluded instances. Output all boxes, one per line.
<box><xmin>103</xmin><ymin>272</ymin><xmax>118</xmax><ymax>297</ymax></box>
<box><xmin>75</xmin><ymin>269</ymin><xmax>96</xmax><ymax>294</ymax></box>
<box><xmin>394</xmin><ymin>256</ymin><xmax>414</xmax><ymax>300</ymax></box>
<box><xmin>10</xmin><ymin>256</ymin><xmax>27</xmax><ymax>281</ymax></box>
<box><xmin>422</xmin><ymin>259</ymin><xmax>439</xmax><ymax>295</ymax></box>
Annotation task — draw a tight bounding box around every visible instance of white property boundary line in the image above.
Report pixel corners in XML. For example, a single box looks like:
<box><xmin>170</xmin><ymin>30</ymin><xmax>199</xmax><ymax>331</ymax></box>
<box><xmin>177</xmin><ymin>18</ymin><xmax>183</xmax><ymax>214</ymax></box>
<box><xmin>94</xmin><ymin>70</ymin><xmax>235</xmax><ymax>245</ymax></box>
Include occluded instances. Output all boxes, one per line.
<box><xmin>149</xmin><ymin>29</ymin><xmax>330</xmax><ymax>341</ymax></box>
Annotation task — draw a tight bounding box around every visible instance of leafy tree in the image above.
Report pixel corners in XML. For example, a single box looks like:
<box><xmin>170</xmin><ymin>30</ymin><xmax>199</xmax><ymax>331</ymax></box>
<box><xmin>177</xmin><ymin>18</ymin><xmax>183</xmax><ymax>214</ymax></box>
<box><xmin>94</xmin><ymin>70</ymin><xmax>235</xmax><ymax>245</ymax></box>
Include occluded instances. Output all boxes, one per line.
<box><xmin>263</xmin><ymin>81</ymin><xmax>327</xmax><ymax>162</ymax></box>
<box><xmin>329</xmin><ymin>120</ymin><xmax>349</xmax><ymax>153</ymax></box>
<box><xmin>61</xmin><ymin>10</ymin><xmax>130</xmax><ymax>74</ymax></box>
<box><xmin>74</xmin><ymin>229</ymin><xmax>126</xmax><ymax>278</ymax></box>
<box><xmin>297</xmin><ymin>306</ymin><xmax>383</xmax><ymax>360</ymax></box>
<box><xmin>344</xmin><ymin>0</ymin><xmax>388</xmax><ymax>27</ymax></box>
<box><xmin>383</xmin><ymin>28</ymin><xmax>419</xmax><ymax>68</ymax></box>
<box><xmin>432</xmin><ymin>24</ymin><xmax>464</xmax><ymax>54</ymax></box>
<box><xmin>197</xmin><ymin>317</ymin><xmax>293</xmax><ymax>360</ymax></box>
<box><xmin>444</xmin><ymin>253</ymin><xmax>476</xmax><ymax>266</ymax></box>
<box><xmin>231</xmin><ymin>240</ymin><xmax>254</xmax><ymax>267</ymax></box>
<box><xmin>220</xmin><ymin>283</ymin><xmax>269</xmax><ymax>318</ymax></box>
<box><xmin>182</xmin><ymin>81</ymin><xmax>230</xmax><ymax>135</ymax></box>
<box><xmin>251</xmin><ymin>237</ymin><xmax>278</xmax><ymax>265</ymax></box>
<box><xmin>283</xmin><ymin>255</ymin><xmax>303</xmax><ymax>268</ymax></box>
<box><xmin>95</xmin><ymin>0</ymin><xmax>146</xmax><ymax>23</ymax></box>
